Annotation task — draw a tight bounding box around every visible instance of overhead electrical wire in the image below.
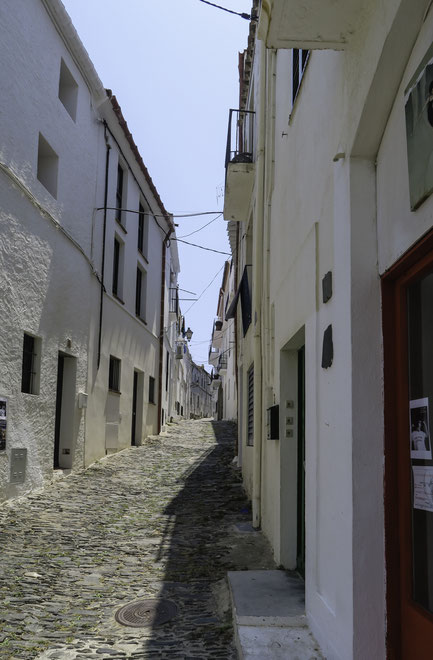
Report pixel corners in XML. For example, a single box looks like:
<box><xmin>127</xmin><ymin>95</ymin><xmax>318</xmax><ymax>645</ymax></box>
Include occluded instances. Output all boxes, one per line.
<box><xmin>173</xmin><ymin>238</ymin><xmax>230</xmax><ymax>255</ymax></box>
<box><xmin>197</xmin><ymin>0</ymin><xmax>252</xmax><ymax>20</ymax></box>
<box><xmin>177</xmin><ymin>213</ymin><xmax>222</xmax><ymax>238</ymax></box>
<box><xmin>185</xmin><ymin>263</ymin><xmax>226</xmax><ymax>314</ymax></box>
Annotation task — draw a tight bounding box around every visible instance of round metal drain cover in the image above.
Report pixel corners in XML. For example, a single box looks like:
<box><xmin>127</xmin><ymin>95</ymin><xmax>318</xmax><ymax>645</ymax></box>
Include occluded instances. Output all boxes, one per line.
<box><xmin>115</xmin><ymin>599</ymin><xmax>178</xmax><ymax>628</ymax></box>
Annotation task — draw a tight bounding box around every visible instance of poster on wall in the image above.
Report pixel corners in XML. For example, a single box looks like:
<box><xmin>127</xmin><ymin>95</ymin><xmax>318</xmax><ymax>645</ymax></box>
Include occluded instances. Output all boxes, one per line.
<box><xmin>410</xmin><ymin>397</ymin><xmax>432</xmax><ymax>460</ymax></box>
<box><xmin>405</xmin><ymin>50</ymin><xmax>433</xmax><ymax>210</ymax></box>
<box><xmin>413</xmin><ymin>466</ymin><xmax>433</xmax><ymax>512</ymax></box>
<box><xmin>0</xmin><ymin>397</ymin><xmax>6</xmax><ymax>451</ymax></box>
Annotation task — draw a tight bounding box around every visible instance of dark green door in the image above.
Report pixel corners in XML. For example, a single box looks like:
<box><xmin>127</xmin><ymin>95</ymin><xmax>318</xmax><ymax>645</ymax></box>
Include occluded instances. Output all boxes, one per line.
<box><xmin>297</xmin><ymin>345</ymin><xmax>305</xmax><ymax>577</ymax></box>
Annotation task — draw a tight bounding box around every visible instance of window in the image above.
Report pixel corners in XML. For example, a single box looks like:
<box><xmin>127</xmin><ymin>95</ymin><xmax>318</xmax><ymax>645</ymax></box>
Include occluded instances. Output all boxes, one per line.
<box><xmin>112</xmin><ymin>236</ymin><xmax>124</xmax><ymax>299</ymax></box>
<box><xmin>135</xmin><ymin>266</ymin><xmax>147</xmax><ymax>320</ymax></box>
<box><xmin>37</xmin><ymin>134</ymin><xmax>58</xmax><ymax>198</ymax></box>
<box><xmin>58</xmin><ymin>58</ymin><xmax>78</xmax><ymax>121</ymax></box>
<box><xmin>138</xmin><ymin>202</ymin><xmax>149</xmax><ymax>256</ymax></box>
<box><xmin>149</xmin><ymin>376</ymin><xmax>155</xmax><ymax>404</ymax></box>
<box><xmin>21</xmin><ymin>333</ymin><xmax>40</xmax><ymax>394</ymax></box>
<box><xmin>109</xmin><ymin>356</ymin><xmax>121</xmax><ymax>392</ymax></box>
<box><xmin>116</xmin><ymin>164</ymin><xmax>125</xmax><ymax>226</ymax></box>
<box><xmin>166</xmin><ymin>351</ymin><xmax>170</xmax><ymax>392</ymax></box>
<box><xmin>247</xmin><ymin>364</ymin><xmax>254</xmax><ymax>446</ymax></box>
<box><xmin>292</xmin><ymin>48</ymin><xmax>310</xmax><ymax>106</ymax></box>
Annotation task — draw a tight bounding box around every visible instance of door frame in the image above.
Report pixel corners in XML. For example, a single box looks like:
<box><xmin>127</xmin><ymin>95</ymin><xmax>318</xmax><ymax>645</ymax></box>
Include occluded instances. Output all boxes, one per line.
<box><xmin>279</xmin><ymin>326</ymin><xmax>305</xmax><ymax>570</ymax></box>
<box><xmin>383</xmin><ymin>228</ymin><xmax>433</xmax><ymax>658</ymax></box>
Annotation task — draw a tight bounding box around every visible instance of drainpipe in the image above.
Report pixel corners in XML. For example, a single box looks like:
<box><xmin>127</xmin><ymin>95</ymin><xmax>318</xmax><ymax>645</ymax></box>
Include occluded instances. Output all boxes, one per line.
<box><xmin>157</xmin><ymin>224</ymin><xmax>174</xmax><ymax>434</ymax></box>
<box><xmin>252</xmin><ymin>38</ymin><xmax>268</xmax><ymax>529</ymax></box>
<box><xmin>97</xmin><ymin>122</ymin><xmax>111</xmax><ymax>369</ymax></box>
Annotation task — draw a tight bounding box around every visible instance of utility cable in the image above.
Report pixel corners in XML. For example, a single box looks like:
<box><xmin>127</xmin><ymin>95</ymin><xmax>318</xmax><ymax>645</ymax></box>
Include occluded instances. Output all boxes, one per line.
<box><xmin>185</xmin><ymin>263</ymin><xmax>226</xmax><ymax>314</ymax></box>
<box><xmin>197</xmin><ymin>0</ymin><xmax>252</xmax><ymax>20</ymax></box>
<box><xmin>173</xmin><ymin>238</ymin><xmax>231</xmax><ymax>255</ymax></box>
<box><xmin>177</xmin><ymin>213</ymin><xmax>222</xmax><ymax>238</ymax></box>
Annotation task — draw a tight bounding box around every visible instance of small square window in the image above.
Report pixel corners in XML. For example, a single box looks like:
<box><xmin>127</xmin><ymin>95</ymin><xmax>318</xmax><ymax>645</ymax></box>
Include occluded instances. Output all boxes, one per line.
<box><xmin>21</xmin><ymin>333</ymin><xmax>41</xmax><ymax>395</ymax></box>
<box><xmin>37</xmin><ymin>134</ymin><xmax>58</xmax><ymax>198</ymax></box>
<box><xmin>149</xmin><ymin>376</ymin><xmax>155</xmax><ymax>404</ymax></box>
<box><xmin>109</xmin><ymin>356</ymin><xmax>121</xmax><ymax>393</ymax></box>
<box><xmin>58</xmin><ymin>58</ymin><xmax>78</xmax><ymax>121</ymax></box>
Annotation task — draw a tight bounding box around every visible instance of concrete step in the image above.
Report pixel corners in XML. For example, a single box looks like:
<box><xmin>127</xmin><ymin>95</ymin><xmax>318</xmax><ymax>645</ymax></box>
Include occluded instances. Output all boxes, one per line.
<box><xmin>228</xmin><ymin>570</ymin><xmax>324</xmax><ymax>659</ymax></box>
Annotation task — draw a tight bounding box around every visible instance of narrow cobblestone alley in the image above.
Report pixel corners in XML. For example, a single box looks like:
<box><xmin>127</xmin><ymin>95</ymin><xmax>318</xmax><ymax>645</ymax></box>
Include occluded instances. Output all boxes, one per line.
<box><xmin>0</xmin><ymin>420</ymin><xmax>275</xmax><ymax>659</ymax></box>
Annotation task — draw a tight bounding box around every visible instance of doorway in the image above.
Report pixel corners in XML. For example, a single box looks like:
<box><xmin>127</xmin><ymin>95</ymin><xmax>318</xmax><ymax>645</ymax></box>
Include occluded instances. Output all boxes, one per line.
<box><xmin>297</xmin><ymin>345</ymin><xmax>305</xmax><ymax>578</ymax></box>
<box><xmin>131</xmin><ymin>370</ymin><xmax>144</xmax><ymax>446</ymax></box>
<box><xmin>54</xmin><ymin>352</ymin><xmax>76</xmax><ymax>469</ymax></box>
<box><xmin>383</xmin><ymin>236</ymin><xmax>433</xmax><ymax>658</ymax></box>
<box><xmin>279</xmin><ymin>327</ymin><xmax>305</xmax><ymax>572</ymax></box>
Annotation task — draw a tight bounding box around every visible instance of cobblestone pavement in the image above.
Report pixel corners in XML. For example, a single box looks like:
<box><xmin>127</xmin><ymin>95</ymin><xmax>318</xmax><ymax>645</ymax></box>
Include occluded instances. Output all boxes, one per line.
<box><xmin>0</xmin><ymin>420</ymin><xmax>275</xmax><ymax>659</ymax></box>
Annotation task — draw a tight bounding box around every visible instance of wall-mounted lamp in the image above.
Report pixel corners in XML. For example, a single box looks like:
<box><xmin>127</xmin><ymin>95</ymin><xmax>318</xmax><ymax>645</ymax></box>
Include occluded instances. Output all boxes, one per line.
<box><xmin>185</xmin><ymin>327</ymin><xmax>193</xmax><ymax>342</ymax></box>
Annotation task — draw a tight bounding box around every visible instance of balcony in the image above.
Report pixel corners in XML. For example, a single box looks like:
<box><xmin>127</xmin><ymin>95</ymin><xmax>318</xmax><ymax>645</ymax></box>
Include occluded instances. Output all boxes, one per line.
<box><xmin>259</xmin><ymin>0</ymin><xmax>364</xmax><ymax>50</ymax></box>
<box><xmin>169</xmin><ymin>287</ymin><xmax>179</xmax><ymax>316</ymax></box>
<box><xmin>208</xmin><ymin>347</ymin><xmax>220</xmax><ymax>367</ymax></box>
<box><xmin>218</xmin><ymin>354</ymin><xmax>228</xmax><ymax>372</ymax></box>
<box><xmin>223</xmin><ymin>109</ymin><xmax>255</xmax><ymax>223</ymax></box>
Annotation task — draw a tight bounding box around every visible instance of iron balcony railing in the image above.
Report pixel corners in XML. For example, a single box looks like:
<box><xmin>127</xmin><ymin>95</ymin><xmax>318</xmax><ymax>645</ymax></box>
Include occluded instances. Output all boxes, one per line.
<box><xmin>225</xmin><ymin>109</ymin><xmax>255</xmax><ymax>172</ymax></box>
<box><xmin>218</xmin><ymin>354</ymin><xmax>228</xmax><ymax>370</ymax></box>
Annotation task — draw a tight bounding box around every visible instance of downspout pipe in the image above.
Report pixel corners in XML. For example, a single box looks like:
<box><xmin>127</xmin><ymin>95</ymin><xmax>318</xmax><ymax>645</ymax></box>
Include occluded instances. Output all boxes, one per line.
<box><xmin>252</xmin><ymin>37</ymin><xmax>268</xmax><ymax>529</ymax></box>
<box><xmin>97</xmin><ymin>122</ymin><xmax>111</xmax><ymax>369</ymax></box>
<box><xmin>157</xmin><ymin>223</ymin><xmax>174</xmax><ymax>434</ymax></box>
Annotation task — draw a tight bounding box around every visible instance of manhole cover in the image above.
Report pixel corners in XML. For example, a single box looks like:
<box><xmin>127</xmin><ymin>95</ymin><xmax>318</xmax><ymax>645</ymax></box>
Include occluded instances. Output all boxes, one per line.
<box><xmin>115</xmin><ymin>599</ymin><xmax>178</xmax><ymax>628</ymax></box>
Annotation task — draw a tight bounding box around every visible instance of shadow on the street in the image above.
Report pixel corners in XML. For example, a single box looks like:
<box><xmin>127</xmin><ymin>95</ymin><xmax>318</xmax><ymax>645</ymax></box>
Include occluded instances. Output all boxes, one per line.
<box><xmin>142</xmin><ymin>419</ymin><xmax>249</xmax><ymax>658</ymax></box>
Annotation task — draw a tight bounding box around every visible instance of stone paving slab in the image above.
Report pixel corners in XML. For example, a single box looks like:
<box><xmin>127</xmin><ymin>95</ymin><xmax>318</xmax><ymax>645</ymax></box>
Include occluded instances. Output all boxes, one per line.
<box><xmin>0</xmin><ymin>420</ymin><xmax>275</xmax><ymax>659</ymax></box>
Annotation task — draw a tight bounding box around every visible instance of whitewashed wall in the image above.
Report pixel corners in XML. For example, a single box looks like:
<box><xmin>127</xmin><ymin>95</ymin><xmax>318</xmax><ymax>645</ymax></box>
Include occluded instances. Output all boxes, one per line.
<box><xmin>233</xmin><ymin>1</ymin><xmax>429</xmax><ymax>657</ymax></box>
<box><xmin>0</xmin><ymin>0</ymin><xmax>102</xmax><ymax>498</ymax></box>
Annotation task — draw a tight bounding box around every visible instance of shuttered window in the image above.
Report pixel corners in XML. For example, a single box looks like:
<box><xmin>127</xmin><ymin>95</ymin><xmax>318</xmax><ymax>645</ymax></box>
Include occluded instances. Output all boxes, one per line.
<box><xmin>247</xmin><ymin>364</ymin><xmax>254</xmax><ymax>446</ymax></box>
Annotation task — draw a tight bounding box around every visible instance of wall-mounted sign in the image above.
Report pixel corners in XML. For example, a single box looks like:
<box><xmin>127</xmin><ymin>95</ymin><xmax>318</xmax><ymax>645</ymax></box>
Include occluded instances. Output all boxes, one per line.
<box><xmin>0</xmin><ymin>397</ymin><xmax>7</xmax><ymax>451</ymax></box>
<box><xmin>413</xmin><ymin>466</ymin><xmax>433</xmax><ymax>512</ymax></box>
<box><xmin>405</xmin><ymin>47</ymin><xmax>433</xmax><ymax>210</ymax></box>
<box><xmin>410</xmin><ymin>397</ymin><xmax>432</xmax><ymax>460</ymax></box>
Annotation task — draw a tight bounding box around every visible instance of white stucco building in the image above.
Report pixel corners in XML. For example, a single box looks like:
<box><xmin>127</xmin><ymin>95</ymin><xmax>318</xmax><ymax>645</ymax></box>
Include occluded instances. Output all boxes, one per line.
<box><xmin>209</xmin><ymin>260</ymin><xmax>237</xmax><ymax>420</ymax></box>
<box><xmin>190</xmin><ymin>363</ymin><xmax>213</xmax><ymax>419</ymax></box>
<box><xmin>225</xmin><ymin>0</ymin><xmax>433</xmax><ymax>657</ymax></box>
<box><xmin>0</xmin><ymin>0</ymin><xmax>186</xmax><ymax>500</ymax></box>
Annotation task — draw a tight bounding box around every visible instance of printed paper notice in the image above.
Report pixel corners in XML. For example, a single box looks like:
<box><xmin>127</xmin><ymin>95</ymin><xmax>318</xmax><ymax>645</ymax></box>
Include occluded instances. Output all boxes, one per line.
<box><xmin>413</xmin><ymin>466</ymin><xmax>433</xmax><ymax>512</ymax></box>
<box><xmin>410</xmin><ymin>398</ymin><xmax>432</xmax><ymax>460</ymax></box>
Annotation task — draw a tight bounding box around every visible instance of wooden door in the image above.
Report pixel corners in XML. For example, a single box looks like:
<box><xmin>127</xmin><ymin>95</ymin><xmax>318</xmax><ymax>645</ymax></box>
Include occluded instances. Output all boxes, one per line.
<box><xmin>384</xmin><ymin>238</ymin><xmax>433</xmax><ymax>659</ymax></box>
